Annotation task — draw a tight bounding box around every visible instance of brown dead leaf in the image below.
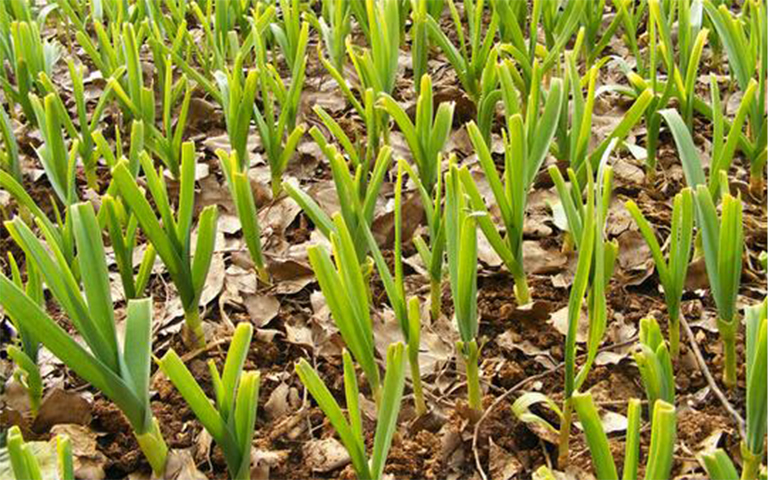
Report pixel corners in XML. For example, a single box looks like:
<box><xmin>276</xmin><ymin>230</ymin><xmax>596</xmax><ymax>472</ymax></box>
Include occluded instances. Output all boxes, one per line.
<box><xmin>549</xmin><ymin>306</ymin><xmax>589</xmax><ymax>343</ymax></box>
<box><xmin>32</xmin><ymin>388</ymin><xmax>92</xmax><ymax>432</ymax></box>
<box><xmin>488</xmin><ymin>437</ymin><xmax>523</xmax><ymax>480</ymax></box>
<box><xmin>244</xmin><ymin>294</ymin><xmax>281</xmax><ymax>328</ymax></box>
<box><xmin>304</xmin><ymin>438</ymin><xmax>350</xmax><ymax>473</ymax></box>
<box><xmin>250</xmin><ymin>448</ymin><xmax>290</xmax><ymax>480</ymax></box>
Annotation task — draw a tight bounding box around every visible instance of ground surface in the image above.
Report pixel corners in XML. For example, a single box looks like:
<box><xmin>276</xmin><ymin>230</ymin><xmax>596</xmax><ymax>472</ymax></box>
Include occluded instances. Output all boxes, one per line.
<box><xmin>0</xmin><ymin>3</ymin><xmax>766</xmax><ymax>480</ymax></box>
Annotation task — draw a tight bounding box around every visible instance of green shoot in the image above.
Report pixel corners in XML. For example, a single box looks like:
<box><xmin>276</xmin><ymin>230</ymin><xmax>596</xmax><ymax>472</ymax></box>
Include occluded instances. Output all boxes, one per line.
<box><xmin>311</xmin><ymin>0</ymin><xmax>352</xmax><ymax>73</ymax></box>
<box><xmin>112</xmin><ymin>143</ymin><xmax>219</xmax><ymax>347</ymax></box>
<box><xmin>295</xmin><ymin>343</ymin><xmax>406</xmax><ymax>480</ymax></box>
<box><xmin>216</xmin><ymin>149</ymin><xmax>269</xmax><ymax>283</ymax></box>
<box><xmin>704</xmin><ymin>0</ymin><xmax>767</xmax><ymax>193</ymax></box>
<box><xmin>252</xmin><ymin>19</ymin><xmax>308</xmax><ymax>196</ymax></box>
<box><xmin>363</xmin><ymin>163</ymin><xmax>427</xmax><ymax>415</ymax></box>
<box><xmin>626</xmin><ymin>188</ymin><xmax>694</xmax><ymax>357</ymax></box>
<box><xmin>572</xmin><ymin>393</ymin><xmax>676</xmax><ymax>480</ymax></box>
<box><xmin>7</xmin><ymin>426</ymin><xmax>74</xmax><ymax>480</ymax></box>
<box><xmin>742</xmin><ymin>300</ymin><xmax>767</xmax><ymax>479</ymax></box>
<box><xmin>28</xmin><ymin>93</ymin><xmax>80</xmax><ymax>206</ymax></box>
<box><xmin>285</xmin><ymin>143</ymin><xmax>392</xmax><ymax>261</ymax></box>
<box><xmin>308</xmin><ymin>214</ymin><xmax>381</xmax><ymax>399</ymax></box>
<box><xmin>0</xmin><ymin>101</ymin><xmax>20</xmax><ymax>180</ymax></box>
<box><xmin>445</xmin><ymin>161</ymin><xmax>481</xmax><ymax>413</ymax></box>
<box><xmin>695</xmin><ymin>186</ymin><xmax>744</xmax><ymax>388</ymax></box>
<box><xmin>400</xmin><ymin>157</ymin><xmax>445</xmax><ymax>320</ymax></box>
<box><xmin>1</xmin><ymin>203</ymin><xmax>168</xmax><ymax>475</ymax></box>
<box><xmin>158</xmin><ymin>322</ymin><xmax>260</xmax><ymax>480</ymax></box>
<box><xmin>379</xmin><ymin>74</ymin><xmax>455</xmax><ymax>197</ymax></box>
<box><xmin>5</xmin><ymin>251</ymin><xmax>43</xmax><ymax>416</ymax></box>
<box><xmin>634</xmin><ymin>317</ymin><xmax>676</xmax><ymax>411</ymax></box>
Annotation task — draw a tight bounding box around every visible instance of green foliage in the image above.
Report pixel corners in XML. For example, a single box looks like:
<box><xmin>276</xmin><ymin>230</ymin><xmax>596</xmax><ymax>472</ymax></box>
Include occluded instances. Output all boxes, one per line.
<box><xmin>296</xmin><ymin>343</ymin><xmax>407</xmax><ymax>480</ymax></box>
<box><xmin>634</xmin><ymin>317</ymin><xmax>675</xmax><ymax>411</ymax></box>
<box><xmin>5</xmin><ymin>251</ymin><xmax>43</xmax><ymax>416</ymax></box>
<box><xmin>572</xmin><ymin>393</ymin><xmax>676</xmax><ymax>480</ymax></box>
<box><xmin>0</xmin><ymin>203</ymin><xmax>168</xmax><ymax>475</ymax></box>
<box><xmin>112</xmin><ymin>143</ymin><xmax>218</xmax><ymax>347</ymax></box>
<box><xmin>7</xmin><ymin>426</ymin><xmax>74</xmax><ymax>480</ymax></box>
<box><xmin>307</xmin><ymin>214</ymin><xmax>381</xmax><ymax>397</ymax></box>
<box><xmin>159</xmin><ymin>323</ymin><xmax>260</xmax><ymax>480</ymax></box>
<box><xmin>379</xmin><ymin>74</ymin><xmax>455</xmax><ymax>197</ymax></box>
<box><xmin>695</xmin><ymin>186</ymin><xmax>744</xmax><ymax>387</ymax></box>
<box><xmin>445</xmin><ymin>161</ymin><xmax>481</xmax><ymax>412</ymax></box>
<box><xmin>626</xmin><ymin>188</ymin><xmax>694</xmax><ymax>357</ymax></box>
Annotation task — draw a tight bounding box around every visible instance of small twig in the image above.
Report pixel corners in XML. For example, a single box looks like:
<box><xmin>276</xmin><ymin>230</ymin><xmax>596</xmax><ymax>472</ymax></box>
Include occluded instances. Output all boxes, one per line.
<box><xmin>680</xmin><ymin>315</ymin><xmax>746</xmax><ymax>439</ymax></box>
<box><xmin>472</xmin><ymin>336</ymin><xmax>638</xmax><ymax>480</ymax></box>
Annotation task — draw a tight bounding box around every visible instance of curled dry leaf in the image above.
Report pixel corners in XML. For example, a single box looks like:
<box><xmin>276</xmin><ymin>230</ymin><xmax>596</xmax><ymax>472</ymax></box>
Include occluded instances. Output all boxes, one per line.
<box><xmin>304</xmin><ymin>437</ymin><xmax>351</xmax><ymax>473</ymax></box>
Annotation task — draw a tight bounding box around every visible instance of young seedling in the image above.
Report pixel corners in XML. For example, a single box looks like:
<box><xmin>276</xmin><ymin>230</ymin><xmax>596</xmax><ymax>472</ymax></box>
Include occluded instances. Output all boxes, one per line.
<box><xmin>557</xmin><ymin>53</ymin><xmax>653</xmax><ymax>180</ymax></box>
<box><xmin>551</xmin><ymin>163</ymin><xmax>618</xmax><ymax>465</ymax></box>
<box><xmin>0</xmin><ymin>169</ymin><xmax>75</xmax><ymax>268</ymax></box>
<box><xmin>320</xmin><ymin>0</ymin><xmax>400</xmax><ymax>159</ymax></box>
<box><xmin>296</xmin><ymin>343</ymin><xmax>406</xmax><ymax>480</ymax></box>
<box><xmin>445</xmin><ymin>162</ymin><xmax>482</xmax><ymax>414</ymax></box>
<box><xmin>379</xmin><ymin>74</ymin><xmax>455</xmax><ymax>197</ymax></box>
<box><xmin>158</xmin><ymin>322</ymin><xmax>261</xmax><ymax>480</ymax></box>
<box><xmin>571</xmin><ymin>393</ymin><xmax>676</xmax><ymax>480</ymax></box>
<box><xmin>1</xmin><ymin>203</ymin><xmax>168</xmax><ymax>475</ymax></box>
<box><xmin>28</xmin><ymin>93</ymin><xmax>80</xmax><ymax>206</ymax></box>
<box><xmin>694</xmin><ymin>185</ymin><xmax>744</xmax><ymax>388</ymax></box>
<box><xmin>216</xmin><ymin>149</ymin><xmax>269</xmax><ymax>283</ymax></box>
<box><xmin>458</xmin><ymin>66</ymin><xmax>564</xmax><ymax>304</ymax></box>
<box><xmin>660</xmin><ymin>82</ymin><xmax>757</xmax><ymax>199</ymax></box>
<box><xmin>7</xmin><ymin>426</ymin><xmax>74</xmax><ymax>480</ymax></box>
<box><xmin>741</xmin><ymin>300</ymin><xmax>767</xmax><ymax>479</ymax></box>
<box><xmin>112</xmin><ymin>143</ymin><xmax>218</xmax><ymax>347</ymax></box>
<box><xmin>0</xmin><ymin>101</ymin><xmax>20</xmax><ymax>180</ymax></box>
<box><xmin>399</xmin><ymin>157</ymin><xmax>445</xmax><ymax>320</ymax></box>
<box><xmin>633</xmin><ymin>317</ymin><xmax>675</xmax><ymax>411</ymax></box>
<box><xmin>494</xmin><ymin>0</ymin><xmax>583</xmax><ymax>98</ymax></box>
<box><xmin>285</xmin><ymin>144</ymin><xmax>392</xmax><ymax>261</ymax></box>
<box><xmin>363</xmin><ymin>163</ymin><xmax>427</xmax><ymax>415</ymax></box>
<box><xmin>311</xmin><ymin>0</ymin><xmax>352</xmax><ymax>73</ymax></box>
<box><xmin>704</xmin><ymin>0</ymin><xmax>767</xmax><ymax>194</ymax></box>
<box><xmin>252</xmin><ymin>19</ymin><xmax>308</xmax><ymax>196</ymax></box>
<box><xmin>215</xmin><ymin>60</ymin><xmax>260</xmax><ymax>172</ymax></box>
<box><xmin>269</xmin><ymin>0</ymin><xmax>304</xmax><ymax>70</ymax></box>
<box><xmin>425</xmin><ymin>0</ymin><xmax>498</xmax><ymax>127</ymax></box>
<box><xmin>308</xmin><ymin>214</ymin><xmax>381</xmax><ymax>398</ymax></box>
<box><xmin>626</xmin><ymin>188</ymin><xmax>694</xmax><ymax>357</ymax></box>
<box><xmin>37</xmin><ymin>60</ymin><xmax>117</xmax><ymax>189</ymax></box>
<box><xmin>2</xmin><ymin>19</ymin><xmax>61</xmax><ymax>123</ymax></box>
<box><xmin>5</xmin><ymin>252</ymin><xmax>43</xmax><ymax>416</ymax></box>
<box><xmin>6</xmin><ymin>252</ymin><xmax>45</xmax><ymax>417</ymax></box>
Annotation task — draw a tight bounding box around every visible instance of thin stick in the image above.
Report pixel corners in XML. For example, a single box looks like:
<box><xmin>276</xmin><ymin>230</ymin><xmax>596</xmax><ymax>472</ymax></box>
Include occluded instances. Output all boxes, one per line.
<box><xmin>680</xmin><ymin>315</ymin><xmax>746</xmax><ymax>439</ymax></box>
<box><xmin>472</xmin><ymin>336</ymin><xmax>638</xmax><ymax>480</ymax></box>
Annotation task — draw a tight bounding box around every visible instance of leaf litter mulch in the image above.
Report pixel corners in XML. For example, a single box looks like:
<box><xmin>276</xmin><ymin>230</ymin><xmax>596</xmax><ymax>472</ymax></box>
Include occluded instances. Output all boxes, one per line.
<box><xmin>0</xmin><ymin>9</ymin><xmax>766</xmax><ymax>480</ymax></box>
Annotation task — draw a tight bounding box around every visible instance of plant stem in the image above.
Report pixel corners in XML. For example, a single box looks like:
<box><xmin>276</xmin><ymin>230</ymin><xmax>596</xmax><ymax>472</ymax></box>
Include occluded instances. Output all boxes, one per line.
<box><xmin>740</xmin><ymin>443</ymin><xmax>761</xmax><ymax>480</ymax></box>
<box><xmin>409</xmin><ymin>354</ymin><xmax>427</xmax><ymax>416</ymax></box>
<box><xmin>430</xmin><ymin>277</ymin><xmax>441</xmax><ymax>320</ymax></box>
<box><xmin>462</xmin><ymin>341</ymin><xmax>482</xmax><ymax>414</ymax></box>
<box><xmin>135</xmin><ymin>419</ymin><xmax>168</xmax><ymax>477</ymax></box>
<box><xmin>669</xmin><ymin>313</ymin><xmax>680</xmax><ymax>359</ymax></box>
<box><xmin>513</xmin><ymin>274</ymin><xmax>531</xmax><ymax>306</ymax></box>
<box><xmin>271</xmin><ymin>175</ymin><xmax>282</xmax><ymax>198</ymax></box>
<box><xmin>558</xmin><ymin>399</ymin><xmax>573</xmax><ymax>467</ymax></box>
<box><xmin>184</xmin><ymin>307</ymin><xmax>206</xmax><ymax>348</ymax></box>
<box><xmin>718</xmin><ymin>317</ymin><xmax>738</xmax><ymax>388</ymax></box>
<box><xmin>256</xmin><ymin>265</ymin><xmax>270</xmax><ymax>286</ymax></box>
